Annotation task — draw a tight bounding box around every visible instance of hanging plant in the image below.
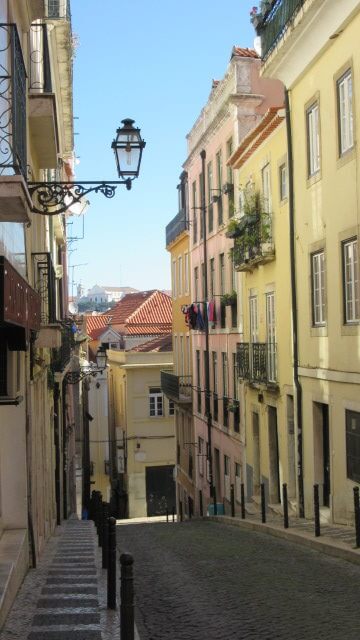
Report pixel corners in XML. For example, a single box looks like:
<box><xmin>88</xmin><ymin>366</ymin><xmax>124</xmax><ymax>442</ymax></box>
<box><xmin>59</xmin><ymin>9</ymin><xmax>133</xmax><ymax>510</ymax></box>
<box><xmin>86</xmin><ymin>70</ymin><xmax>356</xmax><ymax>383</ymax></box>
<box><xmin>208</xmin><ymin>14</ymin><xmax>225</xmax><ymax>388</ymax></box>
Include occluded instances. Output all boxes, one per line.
<box><xmin>221</xmin><ymin>291</ymin><xmax>237</xmax><ymax>306</ymax></box>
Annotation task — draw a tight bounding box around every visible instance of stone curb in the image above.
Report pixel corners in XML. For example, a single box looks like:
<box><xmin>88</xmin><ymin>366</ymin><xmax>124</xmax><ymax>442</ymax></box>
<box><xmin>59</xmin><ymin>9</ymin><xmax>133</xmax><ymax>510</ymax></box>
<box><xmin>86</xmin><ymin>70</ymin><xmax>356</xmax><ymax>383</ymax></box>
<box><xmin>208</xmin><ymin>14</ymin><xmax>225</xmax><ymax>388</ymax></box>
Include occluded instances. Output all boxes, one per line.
<box><xmin>207</xmin><ymin>515</ymin><xmax>360</xmax><ymax>566</ymax></box>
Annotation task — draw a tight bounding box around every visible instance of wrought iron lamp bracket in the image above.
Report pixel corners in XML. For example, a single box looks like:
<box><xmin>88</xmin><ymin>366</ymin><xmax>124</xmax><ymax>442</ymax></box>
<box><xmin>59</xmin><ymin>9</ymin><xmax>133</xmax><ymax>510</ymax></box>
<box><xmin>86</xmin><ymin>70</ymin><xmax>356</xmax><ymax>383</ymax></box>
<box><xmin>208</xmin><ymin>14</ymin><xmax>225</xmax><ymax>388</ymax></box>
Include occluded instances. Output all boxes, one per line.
<box><xmin>28</xmin><ymin>179</ymin><xmax>133</xmax><ymax>216</ymax></box>
<box><xmin>65</xmin><ymin>367</ymin><xmax>103</xmax><ymax>385</ymax></box>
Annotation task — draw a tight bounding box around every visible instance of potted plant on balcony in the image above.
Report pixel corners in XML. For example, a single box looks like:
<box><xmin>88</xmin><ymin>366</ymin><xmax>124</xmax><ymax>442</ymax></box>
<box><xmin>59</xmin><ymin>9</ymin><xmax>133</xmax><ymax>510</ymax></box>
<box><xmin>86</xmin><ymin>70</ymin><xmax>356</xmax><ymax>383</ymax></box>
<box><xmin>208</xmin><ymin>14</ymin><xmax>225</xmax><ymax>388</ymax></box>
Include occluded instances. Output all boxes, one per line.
<box><xmin>250</xmin><ymin>6</ymin><xmax>263</xmax><ymax>29</ymax></box>
<box><xmin>225</xmin><ymin>217</ymin><xmax>242</xmax><ymax>239</ymax></box>
<box><xmin>221</xmin><ymin>291</ymin><xmax>237</xmax><ymax>307</ymax></box>
<box><xmin>260</xmin><ymin>0</ymin><xmax>272</xmax><ymax>14</ymax></box>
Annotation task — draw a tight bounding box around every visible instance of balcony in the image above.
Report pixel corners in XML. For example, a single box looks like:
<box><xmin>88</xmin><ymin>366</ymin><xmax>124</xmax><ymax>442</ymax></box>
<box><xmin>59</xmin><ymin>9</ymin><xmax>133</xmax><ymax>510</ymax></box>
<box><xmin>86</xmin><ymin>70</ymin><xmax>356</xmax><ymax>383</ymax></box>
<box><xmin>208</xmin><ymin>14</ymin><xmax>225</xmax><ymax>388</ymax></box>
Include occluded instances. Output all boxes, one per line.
<box><xmin>232</xmin><ymin>213</ymin><xmax>275</xmax><ymax>271</ymax></box>
<box><xmin>0</xmin><ymin>257</ymin><xmax>41</xmax><ymax>348</ymax></box>
<box><xmin>28</xmin><ymin>23</ymin><xmax>58</xmax><ymax>168</ymax></box>
<box><xmin>51</xmin><ymin>323</ymin><xmax>74</xmax><ymax>373</ymax></box>
<box><xmin>237</xmin><ymin>342</ymin><xmax>278</xmax><ymax>386</ymax></box>
<box><xmin>161</xmin><ymin>370</ymin><xmax>192</xmax><ymax>406</ymax></box>
<box><xmin>32</xmin><ymin>252</ymin><xmax>62</xmax><ymax>348</ymax></box>
<box><xmin>165</xmin><ymin>209</ymin><xmax>188</xmax><ymax>247</ymax></box>
<box><xmin>0</xmin><ymin>25</ymin><xmax>32</xmax><ymax>223</ymax></box>
<box><xmin>259</xmin><ymin>0</ymin><xmax>305</xmax><ymax>61</ymax></box>
<box><xmin>223</xmin><ymin>396</ymin><xmax>229</xmax><ymax>428</ymax></box>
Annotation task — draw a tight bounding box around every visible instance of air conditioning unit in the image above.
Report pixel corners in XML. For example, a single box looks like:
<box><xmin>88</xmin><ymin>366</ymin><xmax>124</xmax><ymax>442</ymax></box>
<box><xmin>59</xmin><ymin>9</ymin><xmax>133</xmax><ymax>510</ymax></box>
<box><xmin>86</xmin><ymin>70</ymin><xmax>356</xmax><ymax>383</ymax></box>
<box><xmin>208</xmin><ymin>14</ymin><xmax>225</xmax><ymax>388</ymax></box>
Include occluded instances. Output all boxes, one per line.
<box><xmin>55</xmin><ymin>265</ymin><xmax>63</xmax><ymax>279</ymax></box>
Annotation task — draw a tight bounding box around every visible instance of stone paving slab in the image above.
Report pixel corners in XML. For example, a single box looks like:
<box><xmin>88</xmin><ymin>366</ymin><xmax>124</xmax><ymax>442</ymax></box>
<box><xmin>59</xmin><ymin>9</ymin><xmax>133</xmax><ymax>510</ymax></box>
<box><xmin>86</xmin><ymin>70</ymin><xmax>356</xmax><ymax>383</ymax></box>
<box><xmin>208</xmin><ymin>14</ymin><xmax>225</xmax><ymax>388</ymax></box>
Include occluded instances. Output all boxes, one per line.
<box><xmin>28</xmin><ymin>632</ymin><xmax>102</xmax><ymax>639</ymax></box>
<box><xmin>32</xmin><ymin>613</ymin><xmax>101</xmax><ymax>626</ymax></box>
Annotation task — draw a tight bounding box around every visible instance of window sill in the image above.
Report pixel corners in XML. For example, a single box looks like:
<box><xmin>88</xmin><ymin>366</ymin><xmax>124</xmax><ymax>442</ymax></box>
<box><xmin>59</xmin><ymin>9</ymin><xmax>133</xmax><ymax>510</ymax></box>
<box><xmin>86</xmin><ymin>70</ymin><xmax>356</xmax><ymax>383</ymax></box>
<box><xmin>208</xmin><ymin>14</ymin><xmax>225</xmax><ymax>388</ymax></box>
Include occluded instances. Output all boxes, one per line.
<box><xmin>341</xmin><ymin>323</ymin><xmax>360</xmax><ymax>336</ymax></box>
<box><xmin>310</xmin><ymin>325</ymin><xmax>328</xmax><ymax>337</ymax></box>
<box><xmin>337</xmin><ymin>145</ymin><xmax>356</xmax><ymax>169</ymax></box>
<box><xmin>306</xmin><ymin>171</ymin><xmax>321</xmax><ymax>188</ymax></box>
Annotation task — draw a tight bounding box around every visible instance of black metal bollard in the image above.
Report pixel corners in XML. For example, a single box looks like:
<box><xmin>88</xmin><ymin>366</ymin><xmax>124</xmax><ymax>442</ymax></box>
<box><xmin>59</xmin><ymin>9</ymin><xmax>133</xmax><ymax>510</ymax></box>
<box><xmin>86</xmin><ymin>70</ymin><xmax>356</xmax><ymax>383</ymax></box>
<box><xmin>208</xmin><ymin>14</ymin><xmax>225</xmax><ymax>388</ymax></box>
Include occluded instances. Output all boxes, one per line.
<box><xmin>166</xmin><ymin>508</ymin><xmax>169</xmax><ymax>523</ymax></box>
<box><xmin>89</xmin><ymin>490</ymin><xmax>97</xmax><ymax>521</ymax></box>
<box><xmin>230</xmin><ymin>483</ymin><xmax>235</xmax><ymax>518</ymax></box>
<box><xmin>354</xmin><ymin>487</ymin><xmax>360</xmax><ymax>548</ymax></box>
<box><xmin>172</xmin><ymin>507</ymin><xmax>175</xmax><ymax>523</ymax></box>
<box><xmin>261</xmin><ymin>483</ymin><xmax>266</xmax><ymax>524</ymax></box>
<box><xmin>120</xmin><ymin>553</ymin><xmax>135</xmax><ymax>640</ymax></box>
<box><xmin>102</xmin><ymin>502</ymin><xmax>110</xmax><ymax>569</ymax></box>
<box><xmin>282</xmin><ymin>483</ymin><xmax>289</xmax><ymax>529</ymax></box>
<box><xmin>241</xmin><ymin>483</ymin><xmax>246</xmax><ymax>519</ymax></box>
<box><xmin>107</xmin><ymin>516</ymin><xmax>117</xmax><ymax>609</ymax></box>
<box><xmin>99</xmin><ymin>500</ymin><xmax>106</xmax><ymax>549</ymax></box>
<box><xmin>314</xmin><ymin>484</ymin><xmax>320</xmax><ymax>537</ymax></box>
<box><xmin>95</xmin><ymin>492</ymin><xmax>103</xmax><ymax>542</ymax></box>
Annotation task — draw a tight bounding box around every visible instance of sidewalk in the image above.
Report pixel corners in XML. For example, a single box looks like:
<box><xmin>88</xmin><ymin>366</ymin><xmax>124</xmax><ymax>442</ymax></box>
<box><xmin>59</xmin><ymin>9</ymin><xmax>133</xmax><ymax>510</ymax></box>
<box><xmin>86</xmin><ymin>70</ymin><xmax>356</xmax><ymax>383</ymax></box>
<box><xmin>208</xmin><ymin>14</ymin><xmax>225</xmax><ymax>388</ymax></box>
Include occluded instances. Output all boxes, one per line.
<box><xmin>208</xmin><ymin>508</ymin><xmax>360</xmax><ymax>565</ymax></box>
<box><xmin>1</xmin><ymin>517</ymin><xmax>138</xmax><ymax>640</ymax></box>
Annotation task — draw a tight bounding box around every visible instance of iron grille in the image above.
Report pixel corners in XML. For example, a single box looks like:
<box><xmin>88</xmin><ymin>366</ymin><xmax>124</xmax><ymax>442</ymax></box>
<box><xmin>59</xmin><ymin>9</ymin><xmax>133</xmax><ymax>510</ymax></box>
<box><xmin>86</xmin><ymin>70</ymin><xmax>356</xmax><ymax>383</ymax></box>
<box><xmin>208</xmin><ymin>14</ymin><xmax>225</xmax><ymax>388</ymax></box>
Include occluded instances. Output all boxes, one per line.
<box><xmin>260</xmin><ymin>0</ymin><xmax>305</xmax><ymax>61</ymax></box>
<box><xmin>160</xmin><ymin>370</ymin><xmax>192</xmax><ymax>404</ymax></box>
<box><xmin>29</xmin><ymin>24</ymin><xmax>52</xmax><ymax>92</ymax></box>
<box><xmin>237</xmin><ymin>342</ymin><xmax>277</xmax><ymax>385</ymax></box>
<box><xmin>237</xmin><ymin>343</ymin><xmax>250</xmax><ymax>379</ymax></box>
<box><xmin>252</xmin><ymin>343</ymin><xmax>268</xmax><ymax>384</ymax></box>
<box><xmin>32</xmin><ymin>253</ymin><xmax>58</xmax><ymax>324</ymax></box>
<box><xmin>51</xmin><ymin>324</ymin><xmax>73</xmax><ymax>372</ymax></box>
<box><xmin>0</xmin><ymin>24</ymin><xmax>27</xmax><ymax>176</ymax></box>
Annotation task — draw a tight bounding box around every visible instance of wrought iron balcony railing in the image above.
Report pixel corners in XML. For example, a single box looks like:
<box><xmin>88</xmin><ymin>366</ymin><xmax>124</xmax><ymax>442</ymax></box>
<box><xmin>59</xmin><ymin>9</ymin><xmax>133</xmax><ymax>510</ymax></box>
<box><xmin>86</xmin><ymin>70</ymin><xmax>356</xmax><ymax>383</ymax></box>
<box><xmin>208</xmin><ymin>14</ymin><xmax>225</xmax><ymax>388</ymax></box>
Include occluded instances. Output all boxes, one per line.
<box><xmin>46</xmin><ymin>0</ymin><xmax>71</xmax><ymax>19</ymax></box>
<box><xmin>260</xmin><ymin>0</ymin><xmax>305</xmax><ymax>61</ymax></box>
<box><xmin>165</xmin><ymin>208</ymin><xmax>189</xmax><ymax>246</ymax></box>
<box><xmin>233</xmin><ymin>213</ymin><xmax>274</xmax><ymax>271</ymax></box>
<box><xmin>237</xmin><ymin>342</ymin><xmax>278</xmax><ymax>385</ymax></box>
<box><xmin>32</xmin><ymin>252</ymin><xmax>58</xmax><ymax>325</ymax></box>
<box><xmin>51</xmin><ymin>323</ymin><xmax>74</xmax><ymax>373</ymax></box>
<box><xmin>29</xmin><ymin>24</ymin><xmax>52</xmax><ymax>92</ymax></box>
<box><xmin>223</xmin><ymin>396</ymin><xmax>229</xmax><ymax>428</ymax></box>
<box><xmin>0</xmin><ymin>24</ymin><xmax>27</xmax><ymax>177</ymax></box>
<box><xmin>160</xmin><ymin>370</ymin><xmax>192</xmax><ymax>405</ymax></box>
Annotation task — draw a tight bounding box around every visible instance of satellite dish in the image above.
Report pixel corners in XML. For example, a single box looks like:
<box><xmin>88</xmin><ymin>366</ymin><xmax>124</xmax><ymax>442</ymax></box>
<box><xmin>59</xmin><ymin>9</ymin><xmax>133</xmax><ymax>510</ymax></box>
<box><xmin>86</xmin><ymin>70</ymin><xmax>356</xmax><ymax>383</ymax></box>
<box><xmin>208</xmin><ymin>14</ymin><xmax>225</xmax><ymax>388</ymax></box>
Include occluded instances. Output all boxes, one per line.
<box><xmin>69</xmin><ymin>301</ymin><xmax>78</xmax><ymax>314</ymax></box>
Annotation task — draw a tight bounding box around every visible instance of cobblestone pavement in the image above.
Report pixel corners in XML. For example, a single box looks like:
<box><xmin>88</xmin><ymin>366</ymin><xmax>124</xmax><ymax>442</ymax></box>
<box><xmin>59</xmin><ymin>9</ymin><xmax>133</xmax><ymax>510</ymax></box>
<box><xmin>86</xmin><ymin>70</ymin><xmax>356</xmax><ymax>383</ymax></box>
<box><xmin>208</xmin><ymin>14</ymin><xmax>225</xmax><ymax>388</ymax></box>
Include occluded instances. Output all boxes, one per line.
<box><xmin>117</xmin><ymin>519</ymin><xmax>360</xmax><ymax>640</ymax></box>
<box><xmin>1</xmin><ymin>519</ymin><xmax>122</xmax><ymax>640</ymax></box>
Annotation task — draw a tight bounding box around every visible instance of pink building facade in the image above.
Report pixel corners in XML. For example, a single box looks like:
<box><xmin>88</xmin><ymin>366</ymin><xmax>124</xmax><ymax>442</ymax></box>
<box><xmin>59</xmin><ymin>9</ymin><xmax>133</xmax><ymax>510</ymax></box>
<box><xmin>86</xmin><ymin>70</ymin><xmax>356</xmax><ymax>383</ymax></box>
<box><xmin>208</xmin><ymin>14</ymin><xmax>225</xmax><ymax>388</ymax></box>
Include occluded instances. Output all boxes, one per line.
<box><xmin>183</xmin><ymin>47</ymin><xmax>283</xmax><ymax>515</ymax></box>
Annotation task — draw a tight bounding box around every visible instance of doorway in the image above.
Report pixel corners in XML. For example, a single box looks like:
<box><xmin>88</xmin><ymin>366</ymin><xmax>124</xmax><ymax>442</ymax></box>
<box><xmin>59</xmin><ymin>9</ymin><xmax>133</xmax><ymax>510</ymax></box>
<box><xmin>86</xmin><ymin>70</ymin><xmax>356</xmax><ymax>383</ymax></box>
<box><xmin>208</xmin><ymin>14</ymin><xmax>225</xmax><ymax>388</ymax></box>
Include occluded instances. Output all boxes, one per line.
<box><xmin>145</xmin><ymin>465</ymin><xmax>175</xmax><ymax>516</ymax></box>
<box><xmin>313</xmin><ymin>403</ymin><xmax>330</xmax><ymax>507</ymax></box>
<box><xmin>268</xmin><ymin>406</ymin><xmax>281</xmax><ymax>503</ymax></box>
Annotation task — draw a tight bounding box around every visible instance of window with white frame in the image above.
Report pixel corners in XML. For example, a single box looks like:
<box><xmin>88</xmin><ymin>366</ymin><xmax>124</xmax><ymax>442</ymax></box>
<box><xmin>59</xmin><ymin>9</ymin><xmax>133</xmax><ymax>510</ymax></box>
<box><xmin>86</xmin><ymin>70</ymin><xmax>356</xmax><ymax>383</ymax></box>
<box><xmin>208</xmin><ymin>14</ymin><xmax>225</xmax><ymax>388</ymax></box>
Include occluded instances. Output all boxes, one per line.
<box><xmin>262</xmin><ymin>163</ymin><xmax>271</xmax><ymax>213</ymax></box>
<box><xmin>249</xmin><ymin>296</ymin><xmax>258</xmax><ymax>343</ymax></box>
<box><xmin>232</xmin><ymin>353</ymin><xmax>238</xmax><ymax>400</ymax></box>
<box><xmin>219</xmin><ymin>253</ymin><xmax>225</xmax><ymax>295</ymax></box>
<box><xmin>307</xmin><ymin>102</ymin><xmax>320</xmax><ymax>176</ymax></box>
<box><xmin>169</xmin><ymin>400</ymin><xmax>175</xmax><ymax>416</ymax></box>
<box><xmin>222</xmin><ymin>352</ymin><xmax>228</xmax><ymax>398</ymax></box>
<box><xmin>311</xmin><ymin>250</ymin><xmax>326</xmax><ymax>326</ymax></box>
<box><xmin>178</xmin><ymin>255</ymin><xmax>182</xmax><ymax>296</ymax></box>
<box><xmin>149</xmin><ymin>387</ymin><xmax>163</xmax><ymax>417</ymax></box>
<box><xmin>184</xmin><ymin>252</ymin><xmax>189</xmax><ymax>293</ymax></box>
<box><xmin>343</xmin><ymin>238</ymin><xmax>359</xmax><ymax>323</ymax></box>
<box><xmin>209</xmin><ymin>257</ymin><xmax>215</xmax><ymax>298</ymax></box>
<box><xmin>337</xmin><ymin>69</ymin><xmax>354</xmax><ymax>155</ymax></box>
<box><xmin>266</xmin><ymin>292</ymin><xmax>277</xmax><ymax>383</ymax></box>
<box><xmin>172</xmin><ymin>260</ymin><xmax>177</xmax><ymax>298</ymax></box>
<box><xmin>279</xmin><ymin>163</ymin><xmax>287</xmax><ymax>201</ymax></box>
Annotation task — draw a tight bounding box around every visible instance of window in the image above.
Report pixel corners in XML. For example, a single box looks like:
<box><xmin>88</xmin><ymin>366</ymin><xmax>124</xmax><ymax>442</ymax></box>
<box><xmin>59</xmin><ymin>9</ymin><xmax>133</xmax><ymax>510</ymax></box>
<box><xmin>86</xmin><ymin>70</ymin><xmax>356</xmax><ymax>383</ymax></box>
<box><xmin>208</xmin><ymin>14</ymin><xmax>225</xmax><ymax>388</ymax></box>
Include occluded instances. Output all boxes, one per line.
<box><xmin>311</xmin><ymin>250</ymin><xmax>326</xmax><ymax>326</ymax></box>
<box><xmin>209</xmin><ymin>258</ymin><xmax>215</xmax><ymax>298</ymax></box>
<box><xmin>149</xmin><ymin>387</ymin><xmax>163</xmax><ymax>417</ymax></box>
<box><xmin>184</xmin><ymin>253</ymin><xmax>189</xmax><ymax>293</ymax></box>
<box><xmin>232</xmin><ymin>353</ymin><xmax>238</xmax><ymax>400</ymax></box>
<box><xmin>249</xmin><ymin>296</ymin><xmax>258</xmax><ymax>343</ymax></box>
<box><xmin>343</xmin><ymin>238</ymin><xmax>359</xmax><ymax>323</ymax></box>
<box><xmin>222</xmin><ymin>352</ymin><xmax>228</xmax><ymax>398</ymax></box>
<box><xmin>194</xmin><ymin>266</ymin><xmax>199</xmax><ymax>302</ymax></box>
<box><xmin>192</xmin><ymin>181</ymin><xmax>198</xmax><ymax>244</ymax></box>
<box><xmin>196</xmin><ymin>350</ymin><xmax>201</xmax><ymax>413</ymax></box>
<box><xmin>346</xmin><ymin>410</ymin><xmax>360</xmax><ymax>483</ymax></box>
<box><xmin>266</xmin><ymin>292</ymin><xmax>277</xmax><ymax>383</ymax></box>
<box><xmin>226</xmin><ymin>138</ymin><xmax>234</xmax><ymax>218</ymax></box>
<box><xmin>179</xmin><ymin>335</ymin><xmax>184</xmax><ymax>375</ymax></box>
<box><xmin>178</xmin><ymin>255</ymin><xmax>182</xmax><ymax>296</ymax></box>
<box><xmin>307</xmin><ymin>102</ymin><xmax>320</xmax><ymax>176</ymax></box>
<box><xmin>169</xmin><ymin>400</ymin><xmax>175</xmax><ymax>416</ymax></box>
<box><xmin>337</xmin><ymin>69</ymin><xmax>354</xmax><ymax>155</ymax></box>
<box><xmin>219</xmin><ymin>253</ymin><xmax>225</xmax><ymax>295</ymax></box>
<box><xmin>199</xmin><ymin>173</ymin><xmax>204</xmax><ymax>240</ymax></box>
<box><xmin>235</xmin><ymin>463</ymin><xmax>242</xmax><ymax>503</ymax></box>
<box><xmin>207</xmin><ymin>161</ymin><xmax>213</xmax><ymax>233</ymax></box>
<box><xmin>186</xmin><ymin>335</ymin><xmax>190</xmax><ymax>376</ymax></box>
<box><xmin>212</xmin><ymin>351</ymin><xmax>218</xmax><ymax>421</ymax></box>
<box><xmin>279</xmin><ymin>163</ymin><xmax>287</xmax><ymax>201</ymax></box>
<box><xmin>172</xmin><ymin>260</ymin><xmax>177</xmax><ymax>298</ymax></box>
<box><xmin>201</xmin><ymin>262</ymin><xmax>205</xmax><ymax>301</ymax></box>
<box><xmin>262</xmin><ymin>163</ymin><xmax>271</xmax><ymax>213</ymax></box>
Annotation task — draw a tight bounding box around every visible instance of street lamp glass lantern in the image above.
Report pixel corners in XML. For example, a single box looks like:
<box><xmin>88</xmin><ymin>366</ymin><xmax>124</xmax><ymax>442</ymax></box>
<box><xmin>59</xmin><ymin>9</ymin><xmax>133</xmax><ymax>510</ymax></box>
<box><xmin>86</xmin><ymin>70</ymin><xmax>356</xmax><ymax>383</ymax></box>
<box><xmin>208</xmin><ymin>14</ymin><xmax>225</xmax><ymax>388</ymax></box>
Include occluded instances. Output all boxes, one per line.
<box><xmin>95</xmin><ymin>347</ymin><xmax>107</xmax><ymax>371</ymax></box>
<box><xmin>112</xmin><ymin>118</ymin><xmax>146</xmax><ymax>179</ymax></box>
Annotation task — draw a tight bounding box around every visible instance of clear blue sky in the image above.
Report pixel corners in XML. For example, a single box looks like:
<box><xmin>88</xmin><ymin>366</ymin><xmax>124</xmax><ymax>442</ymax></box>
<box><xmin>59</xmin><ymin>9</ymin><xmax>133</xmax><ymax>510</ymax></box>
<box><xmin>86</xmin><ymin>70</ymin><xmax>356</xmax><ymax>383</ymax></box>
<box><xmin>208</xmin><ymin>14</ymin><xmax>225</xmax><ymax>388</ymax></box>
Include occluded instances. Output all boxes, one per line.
<box><xmin>68</xmin><ymin>0</ymin><xmax>254</xmax><ymax>295</ymax></box>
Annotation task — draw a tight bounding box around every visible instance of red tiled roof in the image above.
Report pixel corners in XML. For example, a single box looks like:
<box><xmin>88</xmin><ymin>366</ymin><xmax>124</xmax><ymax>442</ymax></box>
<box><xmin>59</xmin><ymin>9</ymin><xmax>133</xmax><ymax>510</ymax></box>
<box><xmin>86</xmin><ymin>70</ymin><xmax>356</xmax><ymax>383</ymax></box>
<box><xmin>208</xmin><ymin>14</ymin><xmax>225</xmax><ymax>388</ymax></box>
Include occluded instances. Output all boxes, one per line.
<box><xmin>228</xmin><ymin>107</ymin><xmax>285</xmax><ymax>169</ymax></box>
<box><xmin>231</xmin><ymin>46</ymin><xmax>259</xmax><ymax>60</ymax></box>
<box><xmin>129</xmin><ymin>334</ymin><xmax>172</xmax><ymax>353</ymax></box>
<box><xmin>86</xmin><ymin>290</ymin><xmax>172</xmax><ymax>340</ymax></box>
<box><xmin>85</xmin><ymin>314</ymin><xmax>112</xmax><ymax>336</ymax></box>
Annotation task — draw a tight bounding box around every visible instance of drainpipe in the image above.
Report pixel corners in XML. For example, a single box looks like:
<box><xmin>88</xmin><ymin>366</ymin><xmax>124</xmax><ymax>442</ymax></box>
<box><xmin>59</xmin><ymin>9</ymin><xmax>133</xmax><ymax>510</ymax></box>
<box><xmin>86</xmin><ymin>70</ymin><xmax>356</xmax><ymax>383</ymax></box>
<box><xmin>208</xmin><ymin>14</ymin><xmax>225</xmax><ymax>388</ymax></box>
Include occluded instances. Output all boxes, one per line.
<box><xmin>285</xmin><ymin>88</ymin><xmax>305</xmax><ymax>518</ymax></box>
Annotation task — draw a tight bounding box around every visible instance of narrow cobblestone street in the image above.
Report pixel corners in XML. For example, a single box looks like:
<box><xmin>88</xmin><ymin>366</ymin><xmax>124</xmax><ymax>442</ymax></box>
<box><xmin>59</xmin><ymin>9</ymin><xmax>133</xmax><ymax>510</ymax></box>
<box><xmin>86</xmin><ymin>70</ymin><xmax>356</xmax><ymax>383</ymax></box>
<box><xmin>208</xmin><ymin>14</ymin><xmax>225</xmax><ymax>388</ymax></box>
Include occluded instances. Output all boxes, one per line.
<box><xmin>117</xmin><ymin>519</ymin><xmax>360</xmax><ymax>640</ymax></box>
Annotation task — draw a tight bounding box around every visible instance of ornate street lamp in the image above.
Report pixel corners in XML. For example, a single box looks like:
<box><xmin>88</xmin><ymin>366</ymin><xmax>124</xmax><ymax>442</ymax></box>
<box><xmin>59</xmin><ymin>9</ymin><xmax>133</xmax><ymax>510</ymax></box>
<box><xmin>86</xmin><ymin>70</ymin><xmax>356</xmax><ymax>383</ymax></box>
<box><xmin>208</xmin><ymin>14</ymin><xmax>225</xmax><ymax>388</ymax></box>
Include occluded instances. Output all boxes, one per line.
<box><xmin>28</xmin><ymin>119</ymin><xmax>146</xmax><ymax>216</ymax></box>
<box><xmin>65</xmin><ymin>346</ymin><xmax>108</xmax><ymax>385</ymax></box>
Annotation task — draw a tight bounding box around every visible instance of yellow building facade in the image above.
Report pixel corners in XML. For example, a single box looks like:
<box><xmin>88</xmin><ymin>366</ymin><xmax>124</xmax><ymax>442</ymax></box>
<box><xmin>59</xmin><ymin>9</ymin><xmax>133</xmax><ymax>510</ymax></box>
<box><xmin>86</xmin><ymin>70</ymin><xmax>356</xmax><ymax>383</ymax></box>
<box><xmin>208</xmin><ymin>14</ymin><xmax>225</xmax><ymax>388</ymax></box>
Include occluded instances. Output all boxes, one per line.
<box><xmin>163</xmin><ymin>172</ymin><xmax>195</xmax><ymax>518</ymax></box>
<box><xmin>229</xmin><ymin>109</ymin><xmax>296</xmax><ymax>508</ymax></box>
<box><xmin>259</xmin><ymin>0</ymin><xmax>360</xmax><ymax>523</ymax></box>
<box><xmin>108</xmin><ymin>342</ymin><xmax>176</xmax><ymax>518</ymax></box>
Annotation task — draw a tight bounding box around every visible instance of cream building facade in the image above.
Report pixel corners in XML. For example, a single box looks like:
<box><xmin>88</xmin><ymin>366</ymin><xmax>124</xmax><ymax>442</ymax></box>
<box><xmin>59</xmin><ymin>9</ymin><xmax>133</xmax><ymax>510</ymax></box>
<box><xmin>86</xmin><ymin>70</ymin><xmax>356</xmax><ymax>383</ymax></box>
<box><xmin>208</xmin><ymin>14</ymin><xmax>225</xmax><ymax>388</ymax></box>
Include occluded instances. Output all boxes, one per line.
<box><xmin>108</xmin><ymin>337</ymin><xmax>175</xmax><ymax>518</ymax></box>
<box><xmin>258</xmin><ymin>0</ymin><xmax>360</xmax><ymax>522</ymax></box>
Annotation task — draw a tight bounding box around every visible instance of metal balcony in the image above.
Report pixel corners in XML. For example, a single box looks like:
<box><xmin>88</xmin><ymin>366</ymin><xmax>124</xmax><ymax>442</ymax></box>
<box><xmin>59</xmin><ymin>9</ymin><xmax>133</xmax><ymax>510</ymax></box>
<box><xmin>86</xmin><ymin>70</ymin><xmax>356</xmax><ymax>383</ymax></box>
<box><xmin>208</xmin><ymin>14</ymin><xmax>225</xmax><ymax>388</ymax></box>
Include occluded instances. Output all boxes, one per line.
<box><xmin>51</xmin><ymin>323</ymin><xmax>74</xmax><ymax>372</ymax></box>
<box><xmin>260</xmin><ymin>0</ymin><xmax>305</xmax><ymax>61</ymax></box>
<box><xmin>165</xmin><ymin>209</ymin><xmax>188</xmax><ymax>246</ymax></box>
<box><xmin>29</xmin><ymin>23</ymin><xmax>52</xmax><ymax>92</ymax></box>
<box><xmin>161</xmin><ymin>370</ymin><xmax>192</xmax><ymax>405</ymax></box>
<box><xmin>0</xmin><ymin>256</ymin><xmax>41</xmax><ymax>334</ymax></box>
<box><xmin>237</xmin><ymin>342</ymin><xmax>278</xmax><ymax>385</ymax></box>
<box><xmin>32</xmin><ymin>252</ymin><xmax>58</xmax><ymax>325</ymax></box>
<box><xmin>0</xmin><ymin>24</ymin><xmax>27</xmax><ymax>177</ymax></box>
<box><xmin>233</xmin><ymin>213</ymin><xmax>274</xmax><ymax>271</ymax></box>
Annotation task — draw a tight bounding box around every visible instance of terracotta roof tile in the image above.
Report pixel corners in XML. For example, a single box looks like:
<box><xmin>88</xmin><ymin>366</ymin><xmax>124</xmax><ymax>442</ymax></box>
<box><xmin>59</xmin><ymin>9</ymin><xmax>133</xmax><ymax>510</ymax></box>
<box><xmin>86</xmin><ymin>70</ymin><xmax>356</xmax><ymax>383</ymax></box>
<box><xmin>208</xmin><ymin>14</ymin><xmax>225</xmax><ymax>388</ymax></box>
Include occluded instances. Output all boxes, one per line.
<box><xmin>85</xmin><ymin>314</ymin><xmax>112</xmax><ymax>336</ymax></box>
<box><xmin>228</xmin><ymin>107</ymin><xmax>285</xmax><ymax>168</ymax></box>
<box><xmin>129</xmin><ymin>334</ymin><xmax>172</xmax><ymax>353</ymax></box>
<box><xmin>231</xmin><ymin>46</ymin><xmax>259</xmax><ymax>60</ymax></box>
